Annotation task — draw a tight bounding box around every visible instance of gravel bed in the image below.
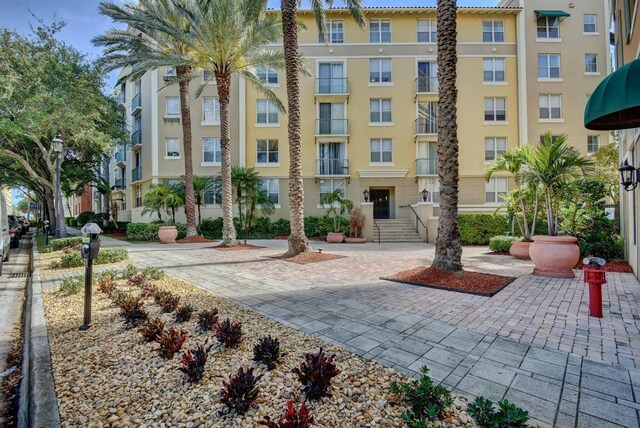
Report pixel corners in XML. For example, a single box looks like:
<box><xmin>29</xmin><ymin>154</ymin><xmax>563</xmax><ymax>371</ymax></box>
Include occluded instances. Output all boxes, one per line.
<box><xmin>44</xmin><ymin>272</ymin><xmax>477</xmax><ymax>428</ymax></box>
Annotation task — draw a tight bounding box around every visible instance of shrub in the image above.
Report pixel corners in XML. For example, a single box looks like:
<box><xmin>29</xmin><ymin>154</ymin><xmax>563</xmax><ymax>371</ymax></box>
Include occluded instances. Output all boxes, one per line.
<box><xmin>219</xmin><ymin>367</ymin><xmax>263</xmax><ymax>415</ymax></box>
<box><xmin>390</xmin><ymin>366</ymin><xmax>452</xmax><ymax>426</ymax></box>
<box><xmin>489</xmin><ymin>236</ymin><xmax>517</xmax><ymax>253</ymax></box>
<box><xmin>140</xmin><ymin>317</ymin><xmax>165</xmax><ymax>342</ymax></box>
<box><xmin>199</xmin><ymin>217</ymin><xmax>223</xmax><ymax>240</ymax></box>
<box><xmin>118</xmin><ymin>294</ymin><xmax>148</xmax><ymax>327</ymax></box>
<box><xmin>271</xmin><ymin>218</ymin><xmax>291</xmax><ymax>237</ymax></box>
<box><xmin>260</xmin><ymin>402</ymin><xmax>313</xmax><ymax>428</ymax></box>
<box><xmin>215</xmin><ymin>319</ymin><xmax>243</xmax><ymax>348</ymax></box>
<box><xmin>127</xmin><ymin>273</ymin><xmax>151</xmax><ymax>287</ymax></box>
<box><xmin>252</xmin><ymin>335</ymin><xmax>283</xmax><ymax>370</ymax></box>
<box><xmin>467</xmin><ymin>397</ymin><xmax>532</xmax><ymax>428</ymax></box>
<box><xmin>140</xmin><ymin>282</ymin><xmax>158</xmax><ymax>298</ymax></box>
<box><xmin>110</xmin><ymin>290</ymin><xmax>129</xmax><ymax>307</ymax></box>
<box><xmin>142</xmin><ymin>267</ymin><xmax>165</xmax><ymax>280</ymax></box>
<box><xmin>48</xmin><ymin>237</ymin><xmax>83</xmax><ymax>251</ymax></box>
<box><xmin>157</xmin><ymin>328</ymin><xmax>187</xmax><ymax>359</ymax></box>
<box><xmin>179</xmin><ymin>340</ymin><xmax>213</xmax><ymax>383</ymax></box>
<box><xmin>97</xmin><ymin>248</ymin><xmax>128</xmax><ymax>264</ymax></box>
<box><xmin>69</xmin><ymin>219</ymin><xmax>78</xmax><ymax>227</ymax></box>
<box><xmin>76</xmin><ymin>211</ymin><xmax>95</xmax><ymax>227</ymax></box>
<box><xmin>50</xmin><ymin>253</ymin><xmax>83</xmax><ymax>268</ymax></box>
<box><xmin>95</xmin><ymin>268</ymin><xmax>119</xmax><ymax>282</ymax></box>
<box><xmin>197</xmin><ymin>309</ymin><xmax>219</xmax><ymax>331</ymax></box>
<box><xmin>60</xmin><ymin>276</ymin><xmax>83</xmax><ymax>294</ymax></box>
<box><xmin>126</xmin><ymin>223</ymin><xmax>187</xmax><ymax>241</ymax></box>
<box><xmin>175</xmin><ymin>304</ymin><xmax>194</xmax><ymax>322</ymax></box>
<box><xmin>121</xmin><ymin>264</ymin><xmax>138</xmax><ymax>279</ymax></box>
<box><xmin>459</xmin><ymin>214</ymin><xmax>510</xmax><ymax>245</ymax></box>
<box><xmin>159</xmin><ymin>293</ymin><xmax>180</xmax><ymax>313</ymax></box>
<box><xmin>97</xmin><ymin>277</ymin><xmax>117</xmax><ymax>294</ymax></box>
<box><xmin>293</xmin><ymin>348</ymin><xmax>339</xmax><ymax>400</ymax></box>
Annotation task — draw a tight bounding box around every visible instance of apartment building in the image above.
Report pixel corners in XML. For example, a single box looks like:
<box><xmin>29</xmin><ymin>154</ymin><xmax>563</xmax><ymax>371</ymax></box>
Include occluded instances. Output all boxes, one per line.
<box><xmin>109</xmin><ymin>2</ymin><xmax>611</xmax><ymax>228</ymax></box>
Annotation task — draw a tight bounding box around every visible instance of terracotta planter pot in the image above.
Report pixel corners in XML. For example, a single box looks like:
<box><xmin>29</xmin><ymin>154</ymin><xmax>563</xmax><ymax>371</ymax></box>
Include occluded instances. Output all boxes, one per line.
<box><xmin>345</xmin><ymin>237</ymin><xmax>367</xmax><ymax>244</ymax></box>
<box><xmin>509</xmin><ymin>241</ymin><xmax>531</xmax><ymax>260</ymax></box>
<box><xmin>158</xmin><ymin>225</ymin><xmax>178</xmax><ymax>244</ymax></box>
<box><xmin>529</xmin><ymin>235</ymin><xmax>580</xmax><ymax>278</ymax></box>
<box><xmin>326</xmin><ymin>232</ymin><xmax>345</xmax><ymax>243</ymax></box>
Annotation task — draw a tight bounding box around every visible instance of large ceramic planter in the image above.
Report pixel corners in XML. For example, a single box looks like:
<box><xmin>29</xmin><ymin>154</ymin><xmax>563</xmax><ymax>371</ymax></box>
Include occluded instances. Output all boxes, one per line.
<box><xmin>158</xmin><ymin>225</ymin><xmax>178</xmax><ymax>244</ymax></box>
<box><xmin>509</xmin><ymin>241</ymin><xmax>531</xmax><ymax>260</ymax></box>
<box><xmin>345</xmin><ymin>237</ymin><xmax>367</xmax><ymax>244</ymax></box>
<box><xmin>529</xmin><ymin>235</ymin><xmax>580</xmax><ymax>278</ymax></box>
<box><xmin>326</xmin><ymin>232</ymin><xmax>345</xmax><ymax>243</ymax></box>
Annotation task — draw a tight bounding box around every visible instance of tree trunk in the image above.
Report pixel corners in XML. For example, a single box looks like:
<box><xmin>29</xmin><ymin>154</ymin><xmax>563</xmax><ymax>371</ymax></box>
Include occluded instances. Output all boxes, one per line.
<box><xmin>282</xmin><ymin>0</ymin><xmax>311</xmax><ymax>257</ymax></box>
<box><xmin>432</xmin><ymin>0</ymin><xmax>462</xmax><ymax>272</ymax></box>
<box><xmin>177</xmin><ymin>66</ymin><xmax>198</xmax><ymax>237</ymax></box>
<box><xmin>216</xmin><ymin>70</ymin><xmax>237</xmax><ymax>246</ymax></box>
<box><xmin>45</xmin><ymin>190</ymin><xmax>56</xmax><ymax>236</ymax></box>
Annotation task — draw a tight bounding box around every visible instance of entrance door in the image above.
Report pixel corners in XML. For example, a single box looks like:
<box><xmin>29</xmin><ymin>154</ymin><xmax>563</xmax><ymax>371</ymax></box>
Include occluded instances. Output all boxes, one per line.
<box><xmin>370</xmin><ymin>189</ymin><xmax>390</xmax><ymax>219</ymax></box>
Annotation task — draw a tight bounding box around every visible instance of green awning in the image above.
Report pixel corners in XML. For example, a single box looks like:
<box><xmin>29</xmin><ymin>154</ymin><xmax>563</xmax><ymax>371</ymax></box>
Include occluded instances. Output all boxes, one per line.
<box><xmin>534</xmin><ymin>10</ymin><xmax>571</xmax><ymax>18</ymax></box>
<box><xmin>585</xmin><ymin>58</ymin><xmax>640</xmax><ymax>130</ymax></box>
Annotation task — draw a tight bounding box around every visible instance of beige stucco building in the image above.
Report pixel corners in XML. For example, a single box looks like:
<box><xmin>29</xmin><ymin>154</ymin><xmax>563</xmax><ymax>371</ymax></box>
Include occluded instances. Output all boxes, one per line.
<box><xmin>109</xmin><ymin>2</ymin><xmax>612</xmax><ymax>239</ymax></box>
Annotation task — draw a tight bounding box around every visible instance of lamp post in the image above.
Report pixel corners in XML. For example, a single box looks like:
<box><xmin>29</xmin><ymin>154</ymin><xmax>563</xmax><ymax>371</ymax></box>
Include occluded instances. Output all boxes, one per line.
<box><xmin>421</xmin><ymin>188</ymin><xmax>429</xmax><ymax>202</ymax></box>
<box><xmin>52</xmin><ymin>135</ymin><xmax>67</xmax><ymax>238</ymax></box>
<box><xmin>363</xmin><ymin>188</ymin><xmax>370</xmax><ymax>202</ymax></box>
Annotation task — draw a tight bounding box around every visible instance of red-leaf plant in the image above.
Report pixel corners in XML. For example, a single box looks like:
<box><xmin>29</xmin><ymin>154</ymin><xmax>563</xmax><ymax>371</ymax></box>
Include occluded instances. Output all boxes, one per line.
<box><xmin>292</xmin><ymin>348</ymin><xmax>340</xmax><ymax>400</ymax></box>
<box><xmin>157</xmin><ymin>328</ymin><xmax>187</xmax><ymax>359</ymax></box>
<box><xmin>140</xmin><ymin>317</ymin><xmax>165</xmax><ymax>342</ymax></box>
<box><xmin>219</xmin><ymin>367</ymin><xmax>263</xmax><ymax>415</ymax></box>
<box><xmin>179</xmin><ymin>339</ymin><xmax>213</xmax><ymax>383</ymax></box>
<box><xmin>260</xmin><ymin>401</ymin><xmax>313</xmax><ymax>428</ymax></box>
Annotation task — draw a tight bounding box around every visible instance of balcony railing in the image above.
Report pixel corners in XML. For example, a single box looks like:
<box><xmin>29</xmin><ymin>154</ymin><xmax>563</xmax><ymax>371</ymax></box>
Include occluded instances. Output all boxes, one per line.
<box><xmin>131</xmin><ymin>93</ymin><xmax>141</xmax><ymax>112</ymax></box>
<box><xmin>116</xmin><ymin>91</ymin><xmax>125</xmax><ymax>105</ymax></box>
<box><xmin>316</xmin><ymin>119</ymin><xmax>349</xmax><ymax>135</ymax></box>
<box><xmin>114</xmin><ymin>178</ymin><xmax>124</xmax><ymax>189</ymax></box>
<box><xmin>416</xmin><ymin>118</ymin><xmax>437</xmax><ymax>134</ymax></box>
<box><xmin>316</xmin><ymin>159</ymin><xmax>349</xmax><ymax>176</ymax></box>
<box><xmin>115</xmin><ymin>148</ymin><xmax>126</xmax><ymax>163</ymax></box>
<box><xmin>131</xmin><ymin>130</ymin><xmax>141</xmax><ymax>147</ymax></box>
<box><xmin>315</xmin><ymin>78</ymin><xmax>349</xmax><ymax>94</ymax></box>
<box><xmin>132</xmin><ymin>166</ymin><xmax>141</xmax><ymax>182</ymax></box>
<box><xmin>415</xmin><ymin>76</ymin><xmax>439</xmax><ymax>93</ymax></box>
<box><xmin>416</xmin><ymin>158</ymin><xmax>438</xmax><ymax>175</ymax></box>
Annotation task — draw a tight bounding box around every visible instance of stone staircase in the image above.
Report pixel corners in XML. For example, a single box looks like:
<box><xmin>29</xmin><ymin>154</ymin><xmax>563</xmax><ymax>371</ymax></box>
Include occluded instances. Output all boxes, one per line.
<box><xmin>373</xmin><ymin>218</ymin><xmax>425</xmax><ymax>243</ymax></box>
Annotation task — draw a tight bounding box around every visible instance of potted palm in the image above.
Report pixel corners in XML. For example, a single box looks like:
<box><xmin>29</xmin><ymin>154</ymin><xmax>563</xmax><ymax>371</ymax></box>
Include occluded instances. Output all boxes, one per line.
<box><xmin>525</xmin><ymin>133</ymin><xmax>593</xmax><ymax>278</ymax></box>
<box><xmin>345</xmin><ymin>208</ymin><xmax>367</xmax><ymax>243</ymax></box>
<box><xmin>142</xmin><ymin>182</ymin><xmax>184</xmax><ymax>244</ymax></box>
<box><xmin>320</xmin><ymin>189</ymin><xmax>354</xmax><ymax>243</ymax></box>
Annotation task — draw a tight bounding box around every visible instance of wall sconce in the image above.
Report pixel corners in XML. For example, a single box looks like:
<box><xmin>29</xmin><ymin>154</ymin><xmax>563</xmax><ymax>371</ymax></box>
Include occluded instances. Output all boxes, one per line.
<box><xmin>421</xmin><ymin>188</ymin><xmax>429</xmax><ymax>202</ymax></box>
<box><xmin>363</xmin><ymin>188</ymin><xmax>370</xmax><ymax>202</ymax></box>
<box><xmin>619</xmin><ymin>159</ymin><xmax>638</xmax><ymax>191</ymax></box>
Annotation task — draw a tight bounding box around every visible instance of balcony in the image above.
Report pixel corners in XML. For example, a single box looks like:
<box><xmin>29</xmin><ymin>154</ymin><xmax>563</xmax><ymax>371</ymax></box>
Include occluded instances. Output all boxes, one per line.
<box><xmin>315</xmin><ymin>78</ymin><xmax>349</xmax><ymax>95</ymax></box>
<box><xmin>415</xmin><ymin>76</ymin><xmax>438</xmax><ymax>93</ymax></box>
<box><xmin>114</xmin><ymin>178</ymin><xmax>124</xmax><ymax>189</ymax></box>
<box><xmin>131</xmin><ymin>93</ymin><xmax>141</xmax><ymax>114</ymax></box>
<box><xmin>416</xmin><ymin>118</ymin><xmax>437</xmax><ymax>135</ymax></box>
<box><xmin>416</xmin><ymin>158</ymin><xmax>438</xmax><ymax>175</ymax></box>
<box><xmin>316</xmin><ymin>119</ymin><xmax>349</xmax><ymax>135</ymax></box>
<box><xmin>132</xmin><ymin>166</ymin><xmax>141</xmax><ymax>182</ymax></box>
<box><xmin>131</xmin><ymin>130</ymin><xmax>141</xmax><ymax>148</ymax></box>
<box><xmin>115</xmin><ymin>148</ymin><xmax>126</xmax><ymax>166</ymax></box>
<box><xmin>116</xmin><ymin>91</ymin><xmax>125</xmax><ymax>106</ymax></box>
<box><xmin>316</xmin><ymin>159</ymin><xmax>349</xmax><ymax>176</ymax></box>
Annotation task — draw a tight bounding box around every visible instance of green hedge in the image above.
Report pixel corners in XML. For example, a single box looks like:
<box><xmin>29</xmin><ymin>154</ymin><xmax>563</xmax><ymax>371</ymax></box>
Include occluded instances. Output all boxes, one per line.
<box><xmin>198</xmin><ymin>216</ymin><xmax>348</xmax><ymax>240</ymax></box>
<box><xmin>48</xmin><ymin>237</ymin><xmax>83</xmax><ymax>251</ymax></box>
<box><xmin>126</xmin><ymin>223</ymin><xmax>187</xmax><ymax>241</ymax></box>
<box><xmin>50</xmin><ymin>248</ymin><xmax>129</xmax><ymax>268</ymax></box>
<box><xmin>459</xmin><ymin>214</ymin><xmax>510</xmax><ymax>245</ymax></box>
<box><xmin>76</xmin><ymin>211</ymin><xmax>95</xmax><ymax>227</ymax></box>
<box><xmin>489</xmin><ymin>236</ymin><xmax>517</xmax><ymax>252</ymax></box>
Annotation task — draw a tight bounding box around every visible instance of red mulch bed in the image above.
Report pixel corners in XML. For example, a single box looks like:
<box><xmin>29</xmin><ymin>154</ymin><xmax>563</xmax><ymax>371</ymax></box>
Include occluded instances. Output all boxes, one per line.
<box><xmin>271</xmin><ymin>252</ymin><xmax>346</xmax><ymax>265</ymax></box>
<box><xmin>107</xmin><ymin>232</ymin><xmax>127</xmax><ymax>238</ymax></box>
<box><xmin>573</xmin><ymin>261</ymin><xmax>633</xmax><ymax>273</ymax></box>
<box><xmin>207</xmin><ymin>244</ymin><xmax>265</xmax><ymax>251</ymax></box>
<box><xmin>383</xmin><ymin>266</ymin><xmax>516</xmax><ymax>297</ymax></box>
<box><xmin>177</xmin><ymin>235</ymin><xmax>216</xmax><ymax>244</ymax></box>
<box><xmin>274</xmin><ymin>236</ymin><xmax>288</xmax><ymax>240</ymax></box>
<box><xmin>488</xmin><ymin>251</ymin><xmax>510</xmax><ymax>256</ymax></box>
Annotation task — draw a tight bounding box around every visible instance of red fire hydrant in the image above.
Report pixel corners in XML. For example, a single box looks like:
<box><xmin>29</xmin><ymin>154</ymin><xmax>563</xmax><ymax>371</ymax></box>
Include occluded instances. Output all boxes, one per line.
<box><xmin>583</xmin><ymin>260</ymin><xmax>607</xmax><ymax>318</ymax></box>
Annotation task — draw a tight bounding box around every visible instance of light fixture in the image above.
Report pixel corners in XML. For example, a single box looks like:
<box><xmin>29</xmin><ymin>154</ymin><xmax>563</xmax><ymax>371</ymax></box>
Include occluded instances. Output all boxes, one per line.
<box><xmin>421</xmin><ymin>188</ymin><xmax>429</xmax><ymax>202</ymax></box>
<box><xmin>619</xmin><ymin>159</ymin><xmax>638</xmax><ymax>191</ymax></box>
<box><xmin>363</xmin><ymin>189</ymin><xmax>370</xmax><ymax>202</ymax></box>
<box><xmin>52</xmin><ymin>134</ymin><xmax>64</xmax><ymax>153</ymax></box>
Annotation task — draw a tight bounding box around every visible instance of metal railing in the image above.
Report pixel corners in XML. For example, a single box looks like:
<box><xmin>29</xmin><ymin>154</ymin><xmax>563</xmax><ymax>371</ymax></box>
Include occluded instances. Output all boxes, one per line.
<box><xmin>131</xmin><ymin>93</ymin><xmax>141</xmax><ymax>111</ymax></box>
<box><xmin>316</xmin><ymin>158</ymin><xmax>349</xmax><ymax>176</ymax></box>
<box><xmin>400</xmin><ymin>205</ymin><xmax>428</xmax><ymax>243</ymax></box>
<box><xmin>373</xmin><ymin>218</ymin><xmax>381</xmax><ymax>244</ymax></box>
<box><xmin>114</xmin><ymin>178</ymin><xmax>124</xmax><ymax>189</ymax></box>
<box><xmin>316</xmin><ymin>119</ymin><xmax>348</xmax><ymax>135</ymax></box>
<box><xmin>132</xmin><ymin>166</ymin><xmax>141</xmax><ymax>182</ymax></box>
<box><xmin>116</xmin><ymin>91</ymin><xmax>125</xmax><ymax>105</ymax></box>
<box><xmin>416</xmin><ymin>158</ymin><xmax>438</xmax><ymax>175</ymax></box>
<box><xmin>115</xmin><ymin>149</ymin><xmax>126</xmax><ymax>163</ymax></box>
<box><xmin>131</xmin><ymin>130</ymin><xmax>141</xmax><ymax>147</ymax></box>
<box><xmin>416</xmin><ymin>118</ymin><xmax>437</xmax><ymax>134</ymax></box>
<box><xmin>415</xmin><ymin>76</ymin><xmax>439</xmax><ymax>93</ymax></box>
<box><xmin>316</xmin><ymin>78</ymin><xmax>349</xmax><ymax>94</ymax></box>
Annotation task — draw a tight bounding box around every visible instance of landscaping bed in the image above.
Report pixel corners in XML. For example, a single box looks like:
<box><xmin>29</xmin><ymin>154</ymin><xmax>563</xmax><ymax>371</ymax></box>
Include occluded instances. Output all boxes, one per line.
<box><xmin>573</xmin><ymin>260</ymin><xmax>633</xmax><ymax>273</ymax></box>
<box><xmin>39</xmin><ymin>247</ymin><xmax>130</xmax><ymax>277</ymax></box>
<box><xmin>209</xmin><ymin>244</ymin><xmax>265</xmax><ymax>251</ymax></box>
<box><xmin>43</xmin><ymin>269</ymin><xmax>479</xmax><ymax>427</ymax></box>
<box><xmin>271</xmin><ymin>252</ymin><xmax>346</xmax><ymax>265</ymax></box>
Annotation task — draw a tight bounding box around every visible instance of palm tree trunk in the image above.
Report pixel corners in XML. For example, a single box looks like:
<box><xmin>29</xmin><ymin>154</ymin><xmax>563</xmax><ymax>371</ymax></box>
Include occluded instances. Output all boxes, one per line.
<box><xmin>177</xmin><ymin>66</ymin><xmax>198</xmax><ymax>238</ymax></box>
<box><xmin>216</xmin><ymin>70</ymin><xmax>237</xmax><ymax>246</ymax></box>
<box><xmin>282</xmin><ymin>0</ymin><xmax>310</xmax><ymax>257</ymax></box>
<box><xmin>432</xmin><ymin>0</ymin><xmax>462</xmax><ymax>272</ymax></box>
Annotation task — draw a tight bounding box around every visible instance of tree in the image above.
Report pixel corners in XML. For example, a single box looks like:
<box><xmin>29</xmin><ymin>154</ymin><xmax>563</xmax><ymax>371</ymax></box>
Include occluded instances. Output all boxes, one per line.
<box><xmin>94</xmin><ymin>177</ymin><xmax>118</xmax><ymax>224</ymax></box>
<box><xmin>231</xmin><ymin>166</ymin><xmax>275</xmax><ymax>231</ymax></box>
<box><xmin>592</xmin><ymin>143</ymin><xmax>620</xmax><ymax>203</ymax></box>
<box><xmin>141</xmin><ymin>181</ymin><xmax>184</xmax><ymax>224</ymax></box>
<box><xmin>280</xmin><ymin>0</ymin><xmax>365</xmax><ymax>256</ymax></box>
<box><xmin>190</xmin><ymin>175</ymin><xmax>217</xmax><ymax>227</ymax></box>
<box><xmin>431</xmin><ymin>0</ymin><xmax>463</xmax><ymax>272</ymax></box>
<box><xmin>319</xmin><ymin>189</ymin><xmax>354</xmax><ymax>233</ymax></box>
<box><xmin>61</xmin><ymin>181</ymin><xmax>85</xmax><ymax>218</ymax></box>
<box><xmin>95</xmin><ymin>0</ymin><xmax>200</xmax><ymax>238</ymax></box>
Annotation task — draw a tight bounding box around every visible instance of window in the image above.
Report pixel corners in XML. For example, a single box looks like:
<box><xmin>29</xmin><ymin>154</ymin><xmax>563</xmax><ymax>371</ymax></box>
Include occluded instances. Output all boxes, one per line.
<box><xmin>485</xmin><ymin>137</ymin><xmax>507</xmax><ymax>162</ymax></box>
<box><xmin>164</xmin><ymin>67</ymin><xmax>176</xmax><ymax>79</ymax></box>
<box><xmin>204</xmin><ymin>179</ymin><xmax>221</xmax><ymax>205</ymax></box>
<box><xmin>257</xmin><ymin>139</ymin><xmax>278</xmax><ymax>164</ymax></box>
<box><xmin>260</xmin><ymin>179</ymin><xmax>279</xmax><ymax>204</ymax></box>
<box><xmin>319</xmin><ymin>178</ymin><xmax>345</xmax><ymax>201</ymax></box>
<box><xmin>539</xmin><ymin>135</ymin><xmax>561</xmax><ymax>144</ymax></box>
<box><xmin>370</xmin><ymin>99</ymin><xmax>392</xmax><ymax>123</ymax></box>
<box><xmin>483</xmin><ymin>58</ymin><xmax>505</xmax><ymax>82</ymax></box>
<box><xmin>417</xmin><ymin>19</ymin><xmax>437</xmax><ymax>42</ymax></box>
<box><xmin>165</xmin><ymin>97</ymin><xmax>180</xmax><ymax>117</ymax></box>
<box><xmin>203</xmin><ymin>138</ymin><xmax>221</xmax><ymax>163</ymax></box>
<box><xmin>135</xmin><ymin>185</ymin><xmax>142</xmax><ymax>208</ymax></box>
<box><xmin>584</xmin><ymin>15</ymin><xmax>597</xmax><ymax>33</ymax></box>
<box><xmin>256</xmin><ymin>100</ymin><xmax>278</xmax><ymax>125</ymax></box>
<box><xmin>587</xmin><ymin>136</ymin><xmax>600</xmax><ymax>153</ymax></box>
<box><xmin>484</xmin><ymin>97</ymin><xmax>506</xmax><ymax>122</ymax></box>
<box><xmin>483</xmin><ymin>19</ymin><xmax>504</xmax><ymax>43</ymax></box>
<box><xmin>417</xmin><ymin>61</ymin><xmax>438</xmax><ymax>92</ymax></box>
<box><xmin>318</xmin><ymin>62</ymin><xmax>346</xmax><ymax>93</ymax></box>
<box><xmin>370</xmin><ymin>19</ymin><xmax>391</xmax><ymax>43</ymax></box>
<box><xmin>539</xmin><ymin>94</ymin><xmax>562</xmax><ymax>119</ymax></box>
<box><xmin>585</xmin><ymin>53</ymin><xmax>599</xmax><ymax>73</ymax></box>
<box><xmin>203</xmin><ymin>97</ymin><xmax>220</xmax><ymax>123</ymax></box>
<box><xmin>370</xmin><ymin>139</ymin><xmax>392</xmax><ymax>163</ymax></box>
<box><xmin>166</xmin><ymin>138</ymin><xmax>180</xmax><ymax>158</ymax></box>
<box><xmin>417</xmin><ymin>102</ymin><xmax>438</xmax><ymax>134</ymax></box>
<box><xmin>538</xmin><ymin>54</ymin><xmax>561</xmax><ymax>78</ymax></box>
<box><xmin>318</xmin><ymin>103</ymin><xmax>346</xmax><ymax>134</ymax></box>
<box><xmin>318</xmin><ymin>142</ymin><xmax>346</xmax><ymax>175</ymax></box>
<box><xmin>203</xmin><ymin>70</ymin><xmax>215</xmax><ymax>82</ymax></box>
<box><xmin>537</xmin><ymin>16</ymin><xmax>559</xmax><ymax>39</ymax></box>
<box><xmin>369</xmin><ymin>59</ymin><xmax>392</xmax><ymax>83</ymax></box>
<box><xmin>319</xmin><ymin>20</ymin><xmax>344</xmax><ymax>43</ymax></box>
<box><xmin>257</xmin><ymin>67</ymin><xmax>278</xmax><ymax>85</ymax></box>
<box><xmin>486</xmin><ymin>178</ymin><xmax>508</xmax><ymax>203</ymax></box>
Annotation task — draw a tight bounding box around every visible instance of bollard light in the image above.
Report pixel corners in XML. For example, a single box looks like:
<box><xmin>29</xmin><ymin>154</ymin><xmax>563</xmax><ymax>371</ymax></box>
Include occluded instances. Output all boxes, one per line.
<box><xmin>79</xmin><ymin>223</ymin><xmax>102</xmax><ymax>330</ymax></box>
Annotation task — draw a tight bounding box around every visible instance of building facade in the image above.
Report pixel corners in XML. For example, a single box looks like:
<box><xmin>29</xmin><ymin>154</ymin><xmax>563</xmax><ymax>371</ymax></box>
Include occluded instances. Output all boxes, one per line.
<box><xmin>108</xmin><ymin>2</ymin><xmax>611</xmax><ymax>232</ymax></box>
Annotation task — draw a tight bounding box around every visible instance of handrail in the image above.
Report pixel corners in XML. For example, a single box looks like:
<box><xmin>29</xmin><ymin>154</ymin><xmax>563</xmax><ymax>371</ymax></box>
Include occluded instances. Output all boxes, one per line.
<box><xmin>372</xmin><ymin>218</ymin><xmax>381</xmax><ymax>244</ymax></box>
<box><xmin>399</xmin><ymin>205</ymin><xmax>428</xmax><ymax>243</ymax></box>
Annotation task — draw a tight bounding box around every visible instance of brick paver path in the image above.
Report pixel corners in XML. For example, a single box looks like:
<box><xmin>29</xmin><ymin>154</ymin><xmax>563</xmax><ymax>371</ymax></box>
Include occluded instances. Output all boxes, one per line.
<box><xmin>63</xmin><ymin>233</ymin><xmax>640</xmax><ymax>427</ymax></box>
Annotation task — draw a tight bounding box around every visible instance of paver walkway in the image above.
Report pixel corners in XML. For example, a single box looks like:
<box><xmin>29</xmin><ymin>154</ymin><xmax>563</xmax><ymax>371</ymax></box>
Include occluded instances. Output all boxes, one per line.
<box><xmin>60</xmin><ymin>232</ymin><xmax>640</xmax><ymax>427</ymax></box>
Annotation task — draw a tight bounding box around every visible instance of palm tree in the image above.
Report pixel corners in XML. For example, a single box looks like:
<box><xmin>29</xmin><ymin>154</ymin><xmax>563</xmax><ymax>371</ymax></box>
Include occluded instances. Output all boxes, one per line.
<box><xmin>141</xmin><ymin>181</ymin><xmax>184</xmax><ymax>224</ymax></box>
<box><xmin>94</xmin><ymin>177</ymin><xmax>118</xmax><ymax>224</ymax></box>
<box><xmin>94</xmin><ymin>0</ymin><xmax>199</xmax><ymax>238</ymax></box>
<box><xmin>60</xmin><ymin>181</ymin><xmax>84</xmax><ymax>218</ymax></box>
<box><xmin>280</xmin><ymin>0</ymin><xmax>365</xmax><ymax>257</ymax></box>
<box><xmin>319</xmin><ymin>189</ymin><xmax>354</xmax><ymax>233</ymax></box>
<box><xmin>178</xmin><ymin>0</ymin><xmax>285</xmax><ymax>246</ymax></box>
<box><xmin>190</xmin><ymin>175</ymin><xmax>216</xmax><ymax>227</ymax></box>
<box><xmin>431</xmin><ymin>0</ymin><xmax>462</xmax><ymax>272</ymax></box>
<box><xmin>231</xmin><ymin>166</ymin><xmax>260</xmax><ymax>231</ymax></box>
